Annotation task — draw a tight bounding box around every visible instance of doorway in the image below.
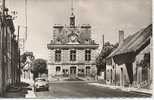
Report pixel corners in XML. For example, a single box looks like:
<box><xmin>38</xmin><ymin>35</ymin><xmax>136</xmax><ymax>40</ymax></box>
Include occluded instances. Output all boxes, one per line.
<box><xmin>70</xmin><ymin>66</ymin><xmax>76</xmax><ymax>79</ymax></box>
<box><xmin>86</xmin><ymin>66</ymin><xmax>90</xmax><ymax>76</ymax></box>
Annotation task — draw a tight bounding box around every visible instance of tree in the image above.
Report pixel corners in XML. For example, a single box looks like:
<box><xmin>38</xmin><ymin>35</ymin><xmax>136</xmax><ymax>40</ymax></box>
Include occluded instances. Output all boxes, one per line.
<box><xmin>91</xmin><ymin>67</ymin><xmax>97</xmax><ymax>80</ymax></box>
<box><xmin>20</xmin><ymin>52</ymin><xmax>35</xmax><ymax>72</ymax></box>
<box><xmin>31</xmin><ymin>58</ymin><xmax>47</xmax><ymax>79</ymax></box>
<box><xmin>96</xmin><ymin>42</ymin><xmax>118</xmax><ymax>75</ymax></box>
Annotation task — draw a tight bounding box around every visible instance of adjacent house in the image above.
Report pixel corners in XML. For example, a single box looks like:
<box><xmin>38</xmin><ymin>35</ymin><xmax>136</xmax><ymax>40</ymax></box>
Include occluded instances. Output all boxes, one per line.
<box><xmin>106</xmin><ymin>24</ymin><xmax>152</xmax><ymax>89</ymax></box>
<box><xmin>0</xmin><ymin>9</ymin><xmax>20</xmax><ymax>96</ymax></box>
<box><xmin>47</xmin><ymin>12</ymin><xmax>99</xmax><ymax>80</ymax></box>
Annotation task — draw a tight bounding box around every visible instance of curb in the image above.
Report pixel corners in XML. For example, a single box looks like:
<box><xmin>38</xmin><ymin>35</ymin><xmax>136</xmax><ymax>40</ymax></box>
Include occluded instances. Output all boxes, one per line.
<box><xmin>7</xmin><ymin>87</ymin><xmax>22</xmax><ymax>92</ymax></box>
<box><xmin>49</xmin><ymin>80</ymin><xmax>98</xmax><ymax>83</ymax></box>
<box><xmin>88</xmin><ymin>83</ymin><xmax>152</xmax><ymax>94</ymax></box>
<box><xmin>25</xmin><ymin>90</ymin><xmax>36</xmax><ymax>98</ymax></box>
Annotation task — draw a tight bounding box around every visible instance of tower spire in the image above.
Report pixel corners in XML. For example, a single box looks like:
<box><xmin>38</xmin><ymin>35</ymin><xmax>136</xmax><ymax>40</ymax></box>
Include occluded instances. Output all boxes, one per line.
<box><xmin>71</xmin><ymin>0</ymin><xmax>74</xmax><ymax>14</ymax></box>
<box><xmin>70</xmin><ymin>0</ymin><xmax>75</xmax><ymax>28</ymax></box>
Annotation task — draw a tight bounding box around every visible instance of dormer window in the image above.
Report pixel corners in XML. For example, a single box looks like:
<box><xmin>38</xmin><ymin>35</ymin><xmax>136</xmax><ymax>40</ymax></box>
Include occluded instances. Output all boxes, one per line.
<box><xmin>56</xmin><ymin>37</ymin><xmax>61</xmax><ymax>44</ymax></box>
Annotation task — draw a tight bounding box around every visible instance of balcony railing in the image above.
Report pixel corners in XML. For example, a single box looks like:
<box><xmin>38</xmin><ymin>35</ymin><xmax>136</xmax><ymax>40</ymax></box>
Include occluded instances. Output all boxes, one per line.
<box><xmin>47</xmin><ymin>44</ymin><xmax>99</xmax><ymax>50</ymax></box>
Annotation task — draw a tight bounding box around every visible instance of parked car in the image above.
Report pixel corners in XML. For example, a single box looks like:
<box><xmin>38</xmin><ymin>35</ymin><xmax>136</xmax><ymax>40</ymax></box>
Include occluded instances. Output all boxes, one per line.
<box><xmin>34</xmin><ymin>78</ymin><xmax>49</xmax><ymax>92</ymax></box>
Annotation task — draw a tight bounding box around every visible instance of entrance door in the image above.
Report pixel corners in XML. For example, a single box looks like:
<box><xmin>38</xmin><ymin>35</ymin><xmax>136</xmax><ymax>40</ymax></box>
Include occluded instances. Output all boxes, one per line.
<box><xmin>86</xmin><ymin>66</ymin><xmax>90</xmax><ymax>76</ymax></box>
<box><xmin>70</xmin><ymin>66</ymin><xmax>76</xmax><ymax>79</ymax></box>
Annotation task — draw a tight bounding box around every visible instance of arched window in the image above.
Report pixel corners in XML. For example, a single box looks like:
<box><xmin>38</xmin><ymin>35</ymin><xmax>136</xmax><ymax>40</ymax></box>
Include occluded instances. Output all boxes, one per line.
<box><xmin>56</xmin><ymin>66</ymin><xmax>61</xmax><ymax>72</ymax></box>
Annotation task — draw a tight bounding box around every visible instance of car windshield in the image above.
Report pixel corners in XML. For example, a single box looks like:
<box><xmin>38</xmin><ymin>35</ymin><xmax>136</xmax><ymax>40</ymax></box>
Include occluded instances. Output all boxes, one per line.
<box><xmin>36</xmin><ymin>79</ymin><xmax>46</xmax><ymax>82</ymax></box>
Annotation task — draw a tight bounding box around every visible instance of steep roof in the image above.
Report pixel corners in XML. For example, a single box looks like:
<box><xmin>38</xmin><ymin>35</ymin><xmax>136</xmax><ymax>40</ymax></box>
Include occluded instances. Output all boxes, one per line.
<box><xmin>108</xmin><ymin>24</ymin><xmax>152</xmax><ymax>58</ymax></box>
<box><xmin>0</xmin><ymin>15</ymin><xmax>15</xmax><ymax>32</ymax></box>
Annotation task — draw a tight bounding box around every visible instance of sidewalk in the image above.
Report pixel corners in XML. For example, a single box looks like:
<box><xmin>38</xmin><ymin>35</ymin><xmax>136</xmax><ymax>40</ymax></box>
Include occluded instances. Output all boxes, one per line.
<box><xmin>25</xmin><ymin>90</ymin><xmax>36</xmax><ymax>98</ymax></box>
<box><xmin>21</xmin><ymin>78</ymin><xmax>36</xmax><ymax>98</ymax></box>
<box><xmin>4</xmin><ymin>79</ymin><xmax>36</xmax><ymax>98</ymax></box>
<box><xmin>4</xmin><ymin>82</ymin><xmax>29</xmax><ymax>98</ymax></box>
<box><xmin>88</xmin><ymin>83</ymin><xmax>152</xmax><ymax>94</ymax></box>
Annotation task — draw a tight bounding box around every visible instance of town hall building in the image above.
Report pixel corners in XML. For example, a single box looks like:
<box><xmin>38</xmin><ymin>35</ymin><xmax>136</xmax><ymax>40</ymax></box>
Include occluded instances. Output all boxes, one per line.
<box><xmin>47</xmin><ymin>11</ymin><xmax>99</xmax><ymax>80</ymax></box>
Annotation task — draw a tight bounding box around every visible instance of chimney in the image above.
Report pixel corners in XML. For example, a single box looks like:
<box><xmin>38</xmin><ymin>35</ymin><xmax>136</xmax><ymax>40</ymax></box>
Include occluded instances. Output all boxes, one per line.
<box><xmin>119</xmin><ymin>30</ymin><xmax>124</xmax><ymax>46</ymax></box>
<box><xmin>102</xmin><ymin>34</ymin><xmax>104</xmax><ymax>48</ymax></box>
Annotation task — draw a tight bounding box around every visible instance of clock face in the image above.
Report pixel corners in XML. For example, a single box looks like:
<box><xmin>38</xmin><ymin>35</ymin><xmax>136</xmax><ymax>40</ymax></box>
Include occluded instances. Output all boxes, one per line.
<box><xmin>70</xmin><ymin>35</ymin><xmax>76</xmax><ymax>42</ymax></box>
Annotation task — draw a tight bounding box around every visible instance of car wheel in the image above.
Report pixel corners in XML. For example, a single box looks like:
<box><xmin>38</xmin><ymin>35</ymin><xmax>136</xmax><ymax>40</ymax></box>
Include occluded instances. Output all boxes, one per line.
<box><xmin>35</xmin><ymin>88</ymin><xmax>38</xmax><ymax>92</ymax></box>
<box><xmin>34</xmin><ymin>87</ymin><xmax>36</xmax><ymax>92</ymax></box>
<box><xmin>36</xmin><ymin>89</ymin><xmax>38</xmax><ymax>92</ymax></box>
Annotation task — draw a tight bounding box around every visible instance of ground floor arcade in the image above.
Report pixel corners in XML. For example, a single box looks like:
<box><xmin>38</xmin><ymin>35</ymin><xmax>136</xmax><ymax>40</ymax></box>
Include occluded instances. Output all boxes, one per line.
<box><xmin>48</xmin><ymin>64</ymin><xmax>97</xmax><ymax>80</ymax></box>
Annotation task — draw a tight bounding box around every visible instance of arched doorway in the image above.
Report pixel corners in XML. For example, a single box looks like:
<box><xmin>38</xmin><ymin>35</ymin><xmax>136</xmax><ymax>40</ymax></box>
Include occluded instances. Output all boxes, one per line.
<box><xmin>70</xmin><ymin>66</ymin><xmax>76</xmax><ymax>79</ymax></box>
<box><xmin>120</xmin><ymin>68</ymin><xmax>124</xmax><ymax>86</ymax></box>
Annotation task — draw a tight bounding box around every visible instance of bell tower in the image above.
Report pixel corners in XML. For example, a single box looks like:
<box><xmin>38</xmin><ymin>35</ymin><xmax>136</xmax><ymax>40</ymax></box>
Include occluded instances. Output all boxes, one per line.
<box><xmin>70</xmin><ymin>0</ymin><xmax>75</xmax><ymax>28</ymax></box>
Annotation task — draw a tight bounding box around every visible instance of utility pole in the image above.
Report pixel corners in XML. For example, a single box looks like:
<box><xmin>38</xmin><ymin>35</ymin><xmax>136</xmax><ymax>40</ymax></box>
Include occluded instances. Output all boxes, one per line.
<box><xmin>102</xmin><ymin>34</ymin><xmax>104</xmax><ymax>49</ymax></box>
<box><xmin>115</xmin><ymin>65</ymin><xmax>116</xmax><ymax>86</ymax></box>
<box><xmin>17</xmin><ymin>25</ymin><xmax>21</xmax><ymax>85</ymax></box>
<box><xmin>17</xmin><ymin>26</ymin><xmax>20</xmax><ymax>46</ymax></box>
<box><xmin>25</xmin><ymin>0</ymin><xmax>27</xmax><ymax>40</ymax></box>
<box><xmin>1</xmin><ymin>0</ymin><xmax>6</xmax><ymax>96</ymax></box>
<box><xmin>102</xmin><ymin>34</ymin><xmax>106</xmax><ymax>80</ymax></box>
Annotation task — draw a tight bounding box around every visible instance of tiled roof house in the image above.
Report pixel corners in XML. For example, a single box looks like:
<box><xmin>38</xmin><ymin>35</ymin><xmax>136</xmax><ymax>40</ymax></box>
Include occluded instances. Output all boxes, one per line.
<box><xmin>106</xmin><ymin>24</ymin><xmax>152</xmax><ymax>88</ymax></box>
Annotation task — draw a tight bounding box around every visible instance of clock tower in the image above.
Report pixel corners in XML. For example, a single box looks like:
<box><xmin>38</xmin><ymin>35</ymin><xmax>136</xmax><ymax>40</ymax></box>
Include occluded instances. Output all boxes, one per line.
<box><xmin>68</xmin><ymin>31</ymin><xmax>79</xmax><ymax>44</ymax></box>
<box><xmin>47</xmin><ymin>0</ymin><xmax>99</xmax><ymax>80</ymax></box>
<box><xmin>70</xmin><ymin>12</ymin><xmax>75</xmax><ymax>28</ymax></box>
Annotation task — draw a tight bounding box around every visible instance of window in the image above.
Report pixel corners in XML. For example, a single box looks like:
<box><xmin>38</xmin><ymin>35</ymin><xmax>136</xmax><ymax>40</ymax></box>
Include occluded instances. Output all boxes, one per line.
<box><xmin>70</xmin><ymin>50</ymin><xmax>76</xmax><ymax>61</ymax></box>
<box><xmin>56</xmin><ymin>66</ymin><xmax>61</xmax><ymax>72</ymax></box>
<box><xmin>78</xmin><ymin>69</ymin><xmax>84</xmax><ymax>77</ymax></box>
<box><xmin>85</xmin><ymin>49</ymin><xmax>91</xmax><ymax>61</ymax></box>
<box><xmin>63</xmin><ymin>69</ymin><xmax>69</xmax><ymax>77</ymax></box>
<box><xmin>55</xmin><ymin>50</ymin><xmax>61</xmax><ymax>62</ymax></box>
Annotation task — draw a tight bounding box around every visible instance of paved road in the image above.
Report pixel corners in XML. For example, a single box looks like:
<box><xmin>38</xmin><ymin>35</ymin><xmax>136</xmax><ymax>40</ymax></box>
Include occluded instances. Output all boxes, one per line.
<box><xmin>35</xmin><ymin>82</ymin><xmax>152</xmax><ymax>98</ymax></box>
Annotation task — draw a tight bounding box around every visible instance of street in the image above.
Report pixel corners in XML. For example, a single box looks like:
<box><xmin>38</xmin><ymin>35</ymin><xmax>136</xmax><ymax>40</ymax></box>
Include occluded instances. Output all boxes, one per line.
<box><xmin>35</xmin><ymin>82</ymin><xmax>152</xmax><ymax>98</ymax></box>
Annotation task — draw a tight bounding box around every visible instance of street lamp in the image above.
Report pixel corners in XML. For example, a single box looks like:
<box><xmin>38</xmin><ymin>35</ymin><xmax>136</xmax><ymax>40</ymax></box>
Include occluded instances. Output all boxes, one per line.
<box><xmin>1</xmin><ymin>0</ymin><xmax>6</xmax><ymax>95</ymax></box>
<box><xmin>115</xmin><ymin>65</ymin><xmax>116</xmax><ymax>86</ymax></box>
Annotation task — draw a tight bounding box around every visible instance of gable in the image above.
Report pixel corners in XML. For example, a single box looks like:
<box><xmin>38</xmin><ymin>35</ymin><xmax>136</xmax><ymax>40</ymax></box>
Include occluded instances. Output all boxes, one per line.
<box><xmin>108</xmin><ymin>24</ymin><xmax>152</xmax><ymax>58</ymax></box>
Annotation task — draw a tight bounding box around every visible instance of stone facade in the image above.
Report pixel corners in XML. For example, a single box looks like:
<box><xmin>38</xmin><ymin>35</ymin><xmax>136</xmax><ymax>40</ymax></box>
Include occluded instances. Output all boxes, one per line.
<box><xmin>47</xmin><ymin>12</ymin><xmax>99</xmax><ymax>80</ymax></box>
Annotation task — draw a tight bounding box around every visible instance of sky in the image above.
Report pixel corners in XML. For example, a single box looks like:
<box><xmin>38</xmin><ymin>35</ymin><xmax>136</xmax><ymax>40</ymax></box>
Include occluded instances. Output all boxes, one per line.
<box><xmin>4</xmin><ymin>0</ymin><xmax>152</xmax><ymax>59</ymax></box>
